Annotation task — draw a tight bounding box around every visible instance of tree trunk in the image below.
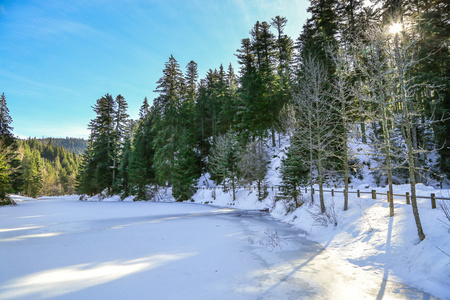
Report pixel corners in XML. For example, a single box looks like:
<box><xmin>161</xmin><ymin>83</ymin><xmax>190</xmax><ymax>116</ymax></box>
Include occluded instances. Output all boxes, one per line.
<box><xmin>361</xmin><ymin>121</ymin><xmax>367</xmax><ymax>144</ymax></box>
<box><xmin>317</xmin><ymin>156</ymin><xmax>325</xmax><ymax>214</ymax></box>
<box><xmin>394</xmin><ymin>33</ymin><xmax>425</xmax><ymax>241</ymax></box>
<box><xmin>411</xmin><ymin>120</ymin><xmax>421</xmax><ymax>183</ymax></box>
<box><xmin>271</xmin><ymin>126</ymin><xmax>276</xmax><ymax>147</ymax></box>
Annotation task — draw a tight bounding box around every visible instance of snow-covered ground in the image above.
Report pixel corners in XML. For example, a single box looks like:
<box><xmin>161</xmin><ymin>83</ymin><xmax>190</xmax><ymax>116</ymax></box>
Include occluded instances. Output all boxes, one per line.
<box><xmin>0</xmin><ymin>194</ymin><xmax>447</xmax><ymax>299</ymax></box>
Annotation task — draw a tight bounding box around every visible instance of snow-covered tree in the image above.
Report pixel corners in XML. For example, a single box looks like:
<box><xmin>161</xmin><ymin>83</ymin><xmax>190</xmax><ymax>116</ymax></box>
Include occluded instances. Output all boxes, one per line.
<box><xmin>209</xmin><ymin>131</ymin><xmax>241</xmax><ymax>201</ymax></box>
<box><xmin>239</xmin><ymin>139</ymin><xmax>270</xmax><ymax>200</ymax></box>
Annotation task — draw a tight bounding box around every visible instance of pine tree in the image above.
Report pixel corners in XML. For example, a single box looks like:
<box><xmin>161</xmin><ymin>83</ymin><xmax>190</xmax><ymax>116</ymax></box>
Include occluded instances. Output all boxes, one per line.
<box><xmin>112</xmin><ymin>94</ymin><xmax>129</xmax><ymax>192</ymax></box>
<box><xmin>280</xmin><ymin>139</ymin><xmax>309</xmax><ymax>206</ymax></box>
<box><xmin>250</xmin><ymin>21</ymin><xmax>278</xmax><ymax>139</ymax></box>
<box><xmin>129</xmin><ymin>112</ymin><xmax>156</xmax><ymax>200</ymax></box>
<box><xmin>139</xmin><ymin>97</ymin><xmax>150</xmax><ymax>119</ymax></box>
<box><xmin>236</xmin><ymin>37</ymin><xmax>257</xmax><ymax>138</ymax></box>
<box><xmin>271</xmin><ymin>16</ymin><xmax>294</xmax><ymax>146</ymax></box>
<box><xmin>218</xmin><ymin>64</ymin><xmax>238</xmax><ymax>134</ymax></box>
<box><xmin>152</xmin><ymin>55</ymin><xmax>185</xmax><ymax>186</ymax></box>
<box><xmin>0</xmin><ymin>93</ymin><xmax>13</xmax><ymax>140</ymax></box>
<box><xmin>118</xmin><ymin>131</ymin><xmax>133</xmax><ymax>200</ymax></box>
<box><xmin>21</xmin><ymin>148</ymin><xmax>42</xmax><ymax>198</ymax></box>
<box><xmin>185</xmin><ymin>60</ymin><xmax>198</xmax><ymax>104</ymax></box>
<box><xmin>172</xmin><ymin>129</ymin><xmax>201</xmax><ymax>201</ymax></box>
<box><xmin>0</xmin><ymin>140</ymin><xmax>12</xmax><ymax>204</ymax></box>
<box><xmin>0</xmin><ymin>92</ymin><xmax>18</xmax><ymax>202</ymax></box>
<box><xmin>79</xmin><ymin>94</ymin><xmax>116</xmax><ymax>195</ymax></box>
<box><xmin>297</xmin><ymin>0</ymin><xmax>339</xmax><ymax>77</ymax></box>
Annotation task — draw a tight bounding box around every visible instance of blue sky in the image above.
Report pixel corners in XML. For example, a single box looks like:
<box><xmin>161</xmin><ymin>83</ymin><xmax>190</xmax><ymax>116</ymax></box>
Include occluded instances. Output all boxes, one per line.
<box><xmin>0</xmin><ymin>0</ymin><xmax>309</xmax><ymax>139</ymax></box>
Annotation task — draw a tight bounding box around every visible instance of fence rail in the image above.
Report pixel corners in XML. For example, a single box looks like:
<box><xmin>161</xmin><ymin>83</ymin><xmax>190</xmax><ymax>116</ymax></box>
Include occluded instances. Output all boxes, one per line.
<box><xmin>195</xmin><ymin>185</ymin><xmax>450</xmax><ymax>209</ymax></box>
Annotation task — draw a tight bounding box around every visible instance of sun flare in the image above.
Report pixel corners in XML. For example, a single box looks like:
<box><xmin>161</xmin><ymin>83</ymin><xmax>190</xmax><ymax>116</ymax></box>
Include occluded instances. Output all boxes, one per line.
<box><xmin>389</xmin><ymin>23</ymin><xmax>402</xmax><ymax>34</ymax></box>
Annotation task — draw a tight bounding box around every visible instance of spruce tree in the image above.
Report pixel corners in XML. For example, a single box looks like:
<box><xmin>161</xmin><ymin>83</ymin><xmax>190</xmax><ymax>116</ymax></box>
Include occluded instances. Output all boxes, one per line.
<box><xmin>0</xmin><ymin>93</ymin><xmax>13</xmax><ymax>140</ymax></box>
<box><xmin>139</xmin><ymin>97</ymin><xmax>150</xmax><ymax>119</ymax></box>
<box><xmin>0</xmin><ymin>140</ymin><xmax>12</xmax><ymax>204</ymax></box>
<box><xmin>112</xmin><ymin>94</ymin><xmax>129</xmax><ymax>192</ymax></box>
<box><xmin>129</xmin><ymin>111</ymin><xmax>156</xmax><ymax>200</ymax></box>
<box><xmin>79</xmin><ymin>94</ymin><xmax>116</xmax><ymax>195</ymax></box>
<box><xmin>280</xmin><ymin>139</ymin><xmax>309</xmax><ymax>206</ymax></box>
<box><xmin>271</xmin><ymin>16</ymin><xmax>294</xmax><ymax>146</ymax></box>
<box><xmin>21</xmin><ymin>148</ymin><xmax>42</xmax><ymax>198</ymax></box>
<box><xmin>0</xmin><ymin>93</ymin><xmax>18</xmax><ymax>202</ymax></box>
<box><xmin>172</xmin><ymin>129</ymin><xmax>200</xmax><ymax>201</ymax></box>
<box><xmin>152</xmin><ymin>55</ymin><xmax>185</xmax><ymax>186</ymax></box>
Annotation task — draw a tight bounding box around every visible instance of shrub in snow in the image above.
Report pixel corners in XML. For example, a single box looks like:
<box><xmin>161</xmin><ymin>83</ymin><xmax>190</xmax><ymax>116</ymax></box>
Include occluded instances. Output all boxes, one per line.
<box><xmin>79</xmin><ymin>194</ymin><xmax>88</xmax><ymax>201</ymax></box>
<box><xmin>438</xmin><ymin>200</ymin><xmax>450</xmax><ymax>232</ymax></box>
<box><xmin>307</xmin><ymin>198</ymin><xmax>338</xmax><ymax>227</ymax></box>
<box><xmin>0</xmin><ymin>196</ymin><xmax>16</xmax><ymax>206</ymax></box>
<box><xmin>98</xmin><ymin>189</ymin><xmax>108</xmax><ymax>201</ymax></box>
<box><xmin>133</xmin><ymin>185</ymin><xmax>160</xmax><ymax>201</ymax></box>
<box><xmin>248</xmin><ymin>228</ymin><xmax>288</xmax><ymax>251</ymax></box>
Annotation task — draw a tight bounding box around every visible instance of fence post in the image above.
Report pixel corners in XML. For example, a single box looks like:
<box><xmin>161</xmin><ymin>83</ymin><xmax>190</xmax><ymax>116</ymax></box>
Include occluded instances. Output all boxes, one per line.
<box><xmin>271</xmin><ymin>186</ymin><xmax>273</xmax><ymax>191</ymax></box>
<box><xmin>431</xmin><ymin>193</ymin><xmax>436</xmax><ymax>209</ymax></box>
<box><xmin>406</xmin><ymin>192</ymin><xmax>410</xmax><ymax>205</ymax></box>
<box><xmin>372</xmin><ymin>190</ymin><xmax>376</xmax><ymax>200</ymax></box>
<box><xmin>312</xmin><ymin>187</ymin><xmax>315</xmax><ymax>194</ymax></box>
<box><xmin>386</xmin><ymin>191</ymin><xmax>390</xmax><ymax>203</ymax></box>
<box><xmin>357</xmin><ymin>190</ymin><xmax>360</xmax><ymax>198</ymax></box>
<box><xmin>331</xmin><ymin>189</ymin><xmax>334</xmax><ymax>196</ymax></box>
<box><xmin>305</xmin><ymin>188</ymin><xmax>308</xmax><ymax>194</ymax></box>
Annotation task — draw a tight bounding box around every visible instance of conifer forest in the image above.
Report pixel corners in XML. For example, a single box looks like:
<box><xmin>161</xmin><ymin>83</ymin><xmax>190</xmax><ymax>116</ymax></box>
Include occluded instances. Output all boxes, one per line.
<box><xmin>1</xmin><ymin>0</ymin><xmax>449</xmax><ymax>236</ymax></box>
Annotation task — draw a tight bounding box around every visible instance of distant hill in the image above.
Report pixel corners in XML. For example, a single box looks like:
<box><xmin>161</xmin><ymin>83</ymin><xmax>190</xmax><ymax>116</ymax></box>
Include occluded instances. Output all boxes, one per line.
<box><xmin>36</xmin><ymin>137</ymin><xmax>88</xmax><ymax>155</ymax></box>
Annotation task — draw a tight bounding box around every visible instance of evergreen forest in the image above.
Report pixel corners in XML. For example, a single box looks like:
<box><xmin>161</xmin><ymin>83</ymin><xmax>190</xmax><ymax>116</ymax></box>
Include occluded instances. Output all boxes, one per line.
<box><xmin>18</xmin><ymin>138</ymin><xmax>81</xmax><ymax>197</ymax></box>
<box><xmin>0</xmin><ymin>91</ymin><xmax>82</xmax><ymax>202</ymax></box>
<box><xmin>36</xmin><ymin>138</ymin><xmax>88</xmax><ymax>155</ymax></box>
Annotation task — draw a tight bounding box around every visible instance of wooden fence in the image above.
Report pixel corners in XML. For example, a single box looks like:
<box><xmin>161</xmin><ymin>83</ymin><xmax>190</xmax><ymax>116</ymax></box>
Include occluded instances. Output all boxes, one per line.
<box><xmin>195</xmin><ymin>185</ymin><xmax>450</xmax><ymax>209</ymax></box>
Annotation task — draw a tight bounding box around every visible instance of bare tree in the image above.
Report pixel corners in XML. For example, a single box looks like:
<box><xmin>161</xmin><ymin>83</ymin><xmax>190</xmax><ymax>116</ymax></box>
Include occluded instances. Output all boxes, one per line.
<box><xmin>388</xmin><ymin>25</ymin><xmax>427</xmax><ymax>240</ymax></box>
<box><xmin>209</xmin><ymin>131</ymin><xmax>241</xmax><ymax>201</ymax></box>
<box><xmin>239</xmin><ymin>139</ymin><xmax>270</xmax><ymax>200</ymax></box>
<box><xmin>328</xmin><ymin>47</ymin><xmax>360</xmax><ymax>211</ymax></box>
<box><xmin>357</xmin><ymin>24</ymin><xmax>433</xmax><ymax>240</ymax></box>
<box><xmin>292</xmin><ymin>55</ymin><xmax>339</xmax><ymax>213</ymax></box>
<box><xmin>355</xmin><ymin>28</ymin><xmax>397</xmax><ymax>217</ymax></box>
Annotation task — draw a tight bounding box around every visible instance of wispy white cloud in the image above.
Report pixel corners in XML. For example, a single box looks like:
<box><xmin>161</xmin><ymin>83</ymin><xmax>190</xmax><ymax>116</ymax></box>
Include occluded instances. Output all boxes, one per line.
<box><xmin>0</xmin><ymin>69</ymin><xmax>77</xmax><ymax>99</ymax></box>
<box><xmin>21</xmin><ymin>17</ymin><xmax>99</xmax><ymax>40</ymax></box>
<box><xmin>0</xmin><ymin>5</ymin><xmax>6</xmax><ymax>15</ymax></box>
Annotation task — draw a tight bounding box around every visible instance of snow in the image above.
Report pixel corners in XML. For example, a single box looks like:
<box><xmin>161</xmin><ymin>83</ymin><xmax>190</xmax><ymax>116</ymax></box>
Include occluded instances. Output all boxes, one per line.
<box><xmin>191</xmin><ymin>183</ymin><xmax>450</xmax><ymax>299</ymax></box>
<box><xmin>1</xmin><ymin>134</ymin><xmax>449</xmax><ymax>299</ymax></box>
<box><xmin>191</xmin><ymin>134</ymin><xmax>450</xmax><ymax>299</ymax></box>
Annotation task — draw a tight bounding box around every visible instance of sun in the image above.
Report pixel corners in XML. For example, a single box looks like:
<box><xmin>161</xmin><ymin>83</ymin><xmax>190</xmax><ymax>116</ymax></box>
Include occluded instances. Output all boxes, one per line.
<box><xmin>389</xmin><ymin>23</ymin><xmax>403</xmax><ymax>34</ymax></box>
